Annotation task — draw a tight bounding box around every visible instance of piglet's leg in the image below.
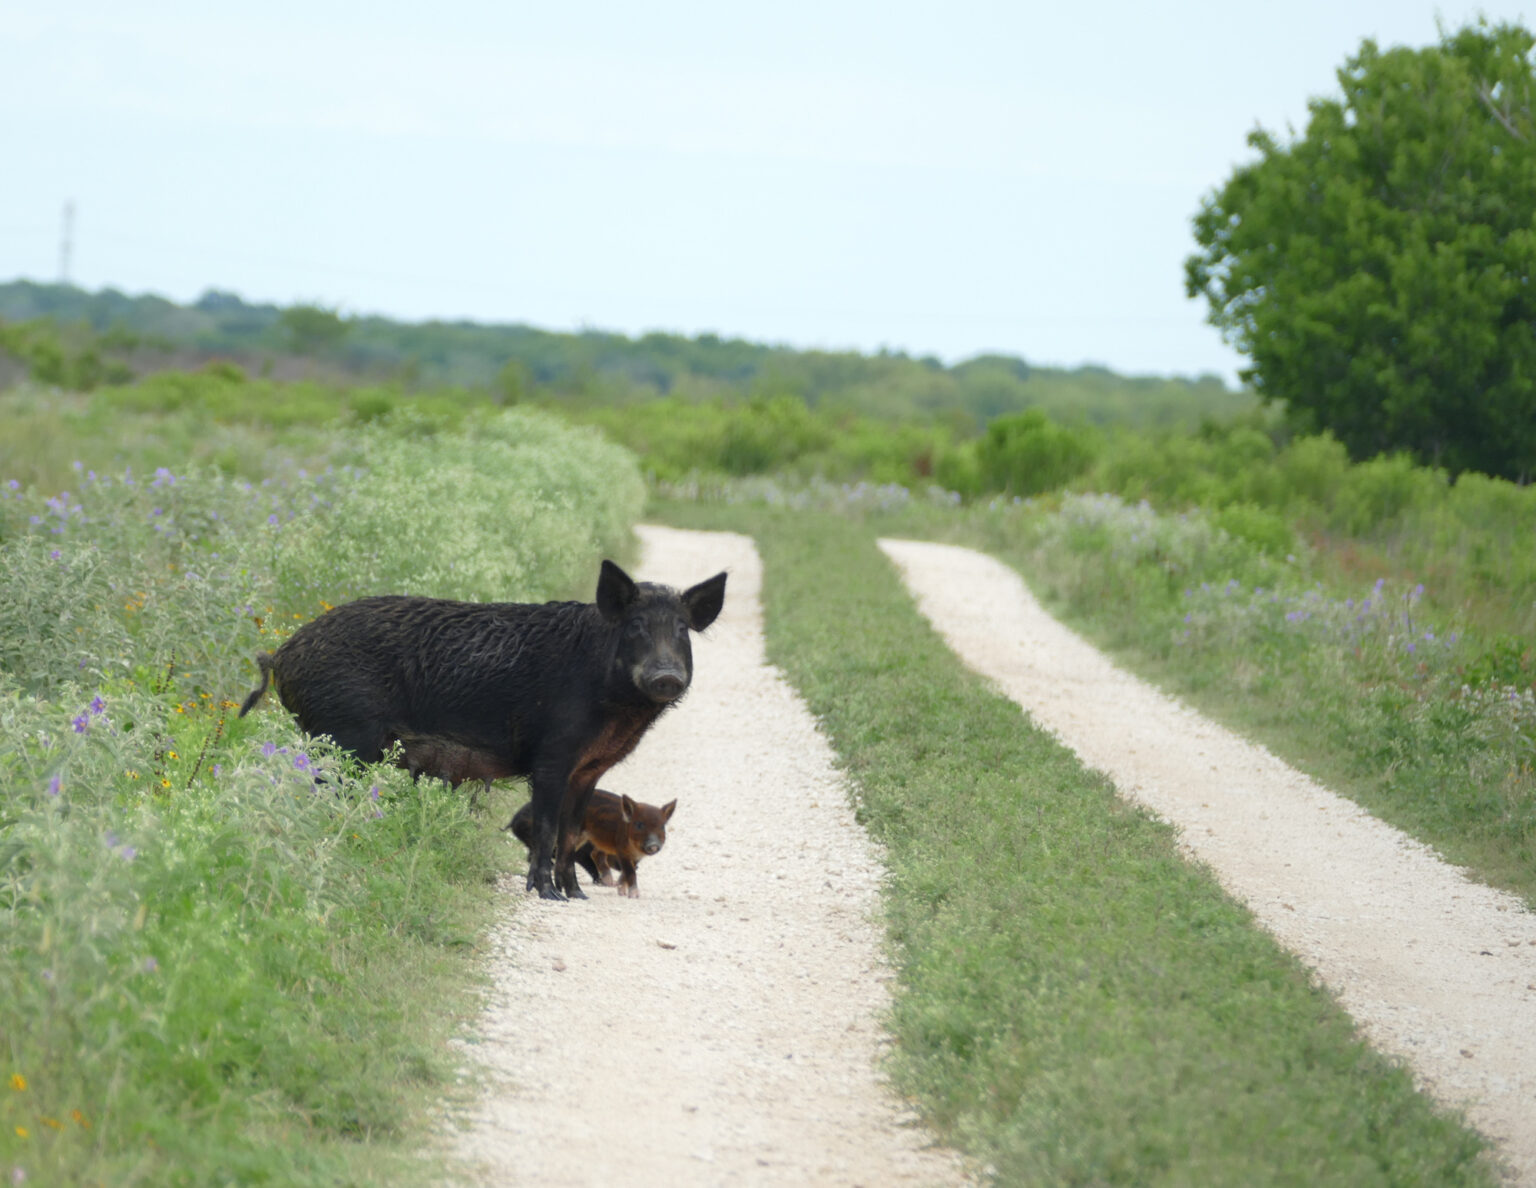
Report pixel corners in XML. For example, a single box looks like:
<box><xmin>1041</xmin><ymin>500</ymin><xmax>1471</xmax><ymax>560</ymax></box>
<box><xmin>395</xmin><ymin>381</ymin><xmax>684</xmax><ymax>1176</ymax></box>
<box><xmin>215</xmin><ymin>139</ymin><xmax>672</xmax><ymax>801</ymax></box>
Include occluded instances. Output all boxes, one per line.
<box><xmin>617</xmin><ymin>857</ymin><xmax>639</xmax><ymax>898</ymax></box>
<box><xmin>574</xmin><ymin>844</ymin><xmax>607</xmax><ymax>886</ymax></box>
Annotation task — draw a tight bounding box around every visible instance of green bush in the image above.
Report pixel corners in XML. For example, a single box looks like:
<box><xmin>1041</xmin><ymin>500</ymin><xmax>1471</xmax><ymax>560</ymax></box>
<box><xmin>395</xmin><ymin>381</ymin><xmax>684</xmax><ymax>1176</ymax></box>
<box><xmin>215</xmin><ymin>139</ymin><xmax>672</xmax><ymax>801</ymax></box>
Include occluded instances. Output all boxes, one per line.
<box><xmin>1210</xmin><ymin>502</ymin><xmax>1296</xmax><ymax>557</ymax></box>
<box><xmin>1274</xmin><ymin>432</ymin><xmax>1351</xmax><ymax>511</ymax></box>
<box><xmin>975</xmin><ymin>409</ymin><xmax>1100</xmax><ymax>496</ymax></box>
<box><xmin>1329</xmin><ymin>453</ymin><xmax>1447</xmax><ymax>535</ymax></box>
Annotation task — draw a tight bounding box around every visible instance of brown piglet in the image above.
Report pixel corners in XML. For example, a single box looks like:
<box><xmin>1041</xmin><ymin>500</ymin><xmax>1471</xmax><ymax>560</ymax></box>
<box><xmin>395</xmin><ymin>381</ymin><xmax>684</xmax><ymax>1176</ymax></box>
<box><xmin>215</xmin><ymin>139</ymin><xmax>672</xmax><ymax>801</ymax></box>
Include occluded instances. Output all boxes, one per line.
<box><xmin>510</xmin><ymin>789</ymin><xmax>677</xmax><ymax>898</ymax></box>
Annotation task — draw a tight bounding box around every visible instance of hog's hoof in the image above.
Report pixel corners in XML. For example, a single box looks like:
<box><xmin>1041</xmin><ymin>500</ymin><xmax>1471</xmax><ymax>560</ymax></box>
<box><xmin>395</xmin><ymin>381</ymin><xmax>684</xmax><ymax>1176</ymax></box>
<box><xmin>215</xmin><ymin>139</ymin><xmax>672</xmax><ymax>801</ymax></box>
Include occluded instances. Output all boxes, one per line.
<box><xmin>526</xmin><ymin>873</ymin><xmax>566</xmax><ymax>902</ymax></box>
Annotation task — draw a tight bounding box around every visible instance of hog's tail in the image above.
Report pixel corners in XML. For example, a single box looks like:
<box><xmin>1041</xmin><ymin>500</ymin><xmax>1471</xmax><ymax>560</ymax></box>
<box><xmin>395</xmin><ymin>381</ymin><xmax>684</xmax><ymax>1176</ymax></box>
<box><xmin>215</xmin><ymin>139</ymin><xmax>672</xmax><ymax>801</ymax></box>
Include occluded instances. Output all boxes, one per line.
<box><xmin>238</xmin><ymin>652</ymin><xmax>275</xmax><ymax>718</ymax></box>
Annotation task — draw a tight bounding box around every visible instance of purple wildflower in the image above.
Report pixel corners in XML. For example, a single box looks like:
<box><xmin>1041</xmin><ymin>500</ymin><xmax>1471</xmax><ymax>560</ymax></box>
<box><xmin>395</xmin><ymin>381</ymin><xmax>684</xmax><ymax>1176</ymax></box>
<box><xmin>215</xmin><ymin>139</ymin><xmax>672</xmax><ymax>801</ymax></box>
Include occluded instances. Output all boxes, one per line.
<box><xmin>143</xmin><ymin>957</ymin><xmax>158</xmax><ymax>973</ymax></box>
<box><xmin>47</xmin><ymin>774</ymin><xmax>61</xmax><ymax>797</ymax></box>
<box><xmin>72</xmin><ymin>714</ymin><xmax>89</xmax><ymax>734</ymax></box>
<box><xmin>49</xmin><ymin>550</ymin><xmax>61</xmax><ymax>560</ymax></box>
<box><xmin>261</xmin><ymin>741</ymin><xmax>278</xmax><ymax>757</ymax></box>
<box><xmin>89</xmin><ymin>696</ymin><xmax>105</xmax><ymax>715</ymax></box>
<box><xmin>267</xmin><ymin>514</ymin><xmax>279</xmax><ymax>526</ymax></box>
<box><xmin>293</xmin><ymin>753</ymin><xmax>310</xmax><ymax>771</ymax></box>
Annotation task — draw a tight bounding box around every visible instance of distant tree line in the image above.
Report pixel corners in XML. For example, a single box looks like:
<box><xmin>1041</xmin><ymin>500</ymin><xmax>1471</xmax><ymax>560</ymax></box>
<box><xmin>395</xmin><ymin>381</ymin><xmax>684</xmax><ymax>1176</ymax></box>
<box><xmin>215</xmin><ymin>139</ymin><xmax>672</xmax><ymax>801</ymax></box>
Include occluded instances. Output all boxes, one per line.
<box><xmin>0</xmin><ymin>280</ymin><xmax>1250</xmax><ymax>434</ymax></box>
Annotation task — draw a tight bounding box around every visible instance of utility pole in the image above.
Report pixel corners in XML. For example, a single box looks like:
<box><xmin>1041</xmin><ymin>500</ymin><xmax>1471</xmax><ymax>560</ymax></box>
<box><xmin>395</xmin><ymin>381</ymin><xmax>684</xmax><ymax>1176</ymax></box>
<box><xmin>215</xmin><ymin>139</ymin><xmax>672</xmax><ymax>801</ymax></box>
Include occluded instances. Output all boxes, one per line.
<box><xmin>59</xmin><ymin>200</ymin><xmax>74</xmax><ymax>283</ymax></box>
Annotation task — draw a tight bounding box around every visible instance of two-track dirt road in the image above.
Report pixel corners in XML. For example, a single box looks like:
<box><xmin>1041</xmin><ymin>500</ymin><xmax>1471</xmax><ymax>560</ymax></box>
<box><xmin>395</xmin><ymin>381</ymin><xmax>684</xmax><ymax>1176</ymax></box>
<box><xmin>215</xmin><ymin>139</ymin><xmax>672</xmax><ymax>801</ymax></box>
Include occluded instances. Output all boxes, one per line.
<box><xmin>446</xmin><ymin>526</ymin><xmax>1536</xmax><ymax>1185</ymax></box>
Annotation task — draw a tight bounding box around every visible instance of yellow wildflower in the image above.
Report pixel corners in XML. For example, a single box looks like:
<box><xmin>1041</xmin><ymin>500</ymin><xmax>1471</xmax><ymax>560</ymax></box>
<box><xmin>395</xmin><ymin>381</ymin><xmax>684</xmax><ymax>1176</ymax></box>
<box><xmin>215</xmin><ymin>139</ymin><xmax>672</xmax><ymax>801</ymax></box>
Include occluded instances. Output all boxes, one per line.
<box><xmin>71</xmin><ymin>1109</ymin><xmax>90</xmax><ymax>1129</ymax></box>
<box><xmin>14</xmin><ymin>1125</ymin><xmax>27</xmax><ymax>1138</ymax></box>
<box><xmin>9</xmin><ymin>1074</ymin><xmax>25</xmax><ymax>1091</ymax></box>
<box><xmin>41</xmin><ymin>1116</ymin><xmax>61</xmax><ymax>1130</ymax></box>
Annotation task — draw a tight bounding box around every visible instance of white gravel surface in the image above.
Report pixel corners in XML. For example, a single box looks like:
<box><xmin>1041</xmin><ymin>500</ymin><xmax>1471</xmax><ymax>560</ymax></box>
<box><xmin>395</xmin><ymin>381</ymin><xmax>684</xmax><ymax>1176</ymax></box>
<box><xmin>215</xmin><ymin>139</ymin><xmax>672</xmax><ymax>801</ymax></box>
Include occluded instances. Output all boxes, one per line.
<box><xmin>880</xmin><ymin>536</ymin><xmax>1536</xmax><ymax>1186</ymax></box>
<box><xmin>447</xmin><ymin>525</ymin><xmax>969</xmax><ymax>1187</ymax></box>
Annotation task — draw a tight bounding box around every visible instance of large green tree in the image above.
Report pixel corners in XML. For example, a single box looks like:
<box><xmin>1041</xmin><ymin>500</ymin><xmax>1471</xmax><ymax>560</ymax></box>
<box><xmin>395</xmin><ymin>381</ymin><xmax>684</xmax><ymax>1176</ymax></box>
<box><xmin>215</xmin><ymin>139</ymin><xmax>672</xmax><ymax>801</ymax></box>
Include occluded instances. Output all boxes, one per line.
<box><xmin>1186</xmin><ymin>22</ymin><xmax>1536</xmax><ymax>481</ymax></box>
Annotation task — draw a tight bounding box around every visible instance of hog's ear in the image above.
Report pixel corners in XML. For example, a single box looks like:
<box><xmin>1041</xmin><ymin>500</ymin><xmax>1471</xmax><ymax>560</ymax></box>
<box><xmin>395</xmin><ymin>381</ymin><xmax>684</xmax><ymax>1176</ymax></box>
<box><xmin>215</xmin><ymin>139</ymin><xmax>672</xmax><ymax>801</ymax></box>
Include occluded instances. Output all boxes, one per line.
<box><xmin>619</xmin><ymin>794</ymin><xmax>636</xmax><ymax>822</ymax></box>
<box><xmin>596</xmin><ymin>560</ymin><xmax>639</xmax><ymax>622</ymax></box>
<box><xmin>681</xmin><ymin>572</ymin><xmax>727</xmax><ymax>632</ymax></box>
<box><xmin>660</xmin><ymin>799</ymin><xmax>677</xmax><ymax>823</ymax></box>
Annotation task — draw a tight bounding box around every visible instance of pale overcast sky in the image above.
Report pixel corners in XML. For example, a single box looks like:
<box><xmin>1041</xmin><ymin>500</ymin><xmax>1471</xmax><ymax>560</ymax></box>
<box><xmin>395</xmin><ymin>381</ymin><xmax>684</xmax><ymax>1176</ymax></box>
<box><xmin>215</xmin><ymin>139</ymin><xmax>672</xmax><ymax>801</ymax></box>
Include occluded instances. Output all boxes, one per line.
<box><xmin>3</xmin><ymin>2</ymin><xmax>1531</xmax><ymax>381</ymax></box>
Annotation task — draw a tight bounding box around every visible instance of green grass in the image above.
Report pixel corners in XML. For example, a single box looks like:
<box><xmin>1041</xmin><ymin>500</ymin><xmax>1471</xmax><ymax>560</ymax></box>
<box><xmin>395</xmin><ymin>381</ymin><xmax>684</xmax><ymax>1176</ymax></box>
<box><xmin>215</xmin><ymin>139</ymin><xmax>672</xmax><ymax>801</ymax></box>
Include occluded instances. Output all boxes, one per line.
<box><xmin>930</xmin><ymin>494</ymin><xmax>1536</xmax><ymax>908</ymax></box>
<box><xmin>1</xmin><ymin>406</ymin><xmax>644</xmax><ymax>1185</ymax></box>
<box><xmin>656</xmin><ymin>497</ymin><xmax>1494</xmax><ymax>1186</ymax></box>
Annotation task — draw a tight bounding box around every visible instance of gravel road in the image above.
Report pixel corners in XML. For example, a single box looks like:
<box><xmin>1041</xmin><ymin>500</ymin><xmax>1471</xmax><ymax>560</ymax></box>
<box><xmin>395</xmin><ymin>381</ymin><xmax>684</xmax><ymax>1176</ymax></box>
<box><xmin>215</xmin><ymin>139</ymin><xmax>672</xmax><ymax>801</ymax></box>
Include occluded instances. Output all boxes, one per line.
<box><xmin>881</xmin><ymin>537</ymin><xmax>1536</xmax><ymax>1186</ymax></box>
<box><xmin>448</xmin><ymin>525</ymin><xmax>969</xmax><ymax>1186</ymax></box>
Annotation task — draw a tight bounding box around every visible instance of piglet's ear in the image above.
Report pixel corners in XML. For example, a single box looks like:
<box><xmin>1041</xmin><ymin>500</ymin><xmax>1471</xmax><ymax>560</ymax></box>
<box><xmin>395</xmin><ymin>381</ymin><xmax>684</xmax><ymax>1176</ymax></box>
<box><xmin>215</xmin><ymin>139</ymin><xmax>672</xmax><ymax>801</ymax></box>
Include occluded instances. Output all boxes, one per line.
<box><xmin>660</xmin><ymin>799</ymin><xmax>677</xmax><ymax>823</ymax></box>
<box><xmin>681</xmin><ymin>572</ymin><xmax>727</xmax><ymax>632</ymax></box>
<box><xmin>620</xmin><ymin>794</ymin><xmax>636</xmax><ymax>821</ymax></box>
<box><xmin>597</xmin><ymin>560</ymin><xmax>639</xmax><ymax>622</ymax></box>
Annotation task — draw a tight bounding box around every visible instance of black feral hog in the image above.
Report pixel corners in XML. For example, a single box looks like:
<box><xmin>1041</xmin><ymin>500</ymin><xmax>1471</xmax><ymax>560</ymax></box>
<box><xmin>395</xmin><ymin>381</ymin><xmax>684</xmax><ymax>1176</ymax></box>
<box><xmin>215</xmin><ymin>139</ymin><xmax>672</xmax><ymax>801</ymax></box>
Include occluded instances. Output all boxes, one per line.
<box><xmin>511</xmin><ymin>789</ymin><xmax>676</xmax><ymax>898</ymax></box>
<box><xmin>238</xmin><ymin>560</ymin><xmax>725</xmax><ymax>900</ymax></box>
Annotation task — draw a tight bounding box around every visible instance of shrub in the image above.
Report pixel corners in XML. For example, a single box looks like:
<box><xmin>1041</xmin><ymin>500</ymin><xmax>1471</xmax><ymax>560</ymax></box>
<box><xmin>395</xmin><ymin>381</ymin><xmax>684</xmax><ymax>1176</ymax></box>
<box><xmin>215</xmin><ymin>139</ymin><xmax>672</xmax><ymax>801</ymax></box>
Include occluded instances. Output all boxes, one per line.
<box><xmin>976</xmin><ymin>409</ymin><xmax>1099</xmax><ymax>496</ymax></box>
<box><xmin>1209</xmin><ymin>502</ymin><xmax>1295</xmax><ymax>557</ymax></box>
<box><xmin>1329</xmin><ymin>453</ymin><xmax>1447</xmax><ymax>535</ymax></box>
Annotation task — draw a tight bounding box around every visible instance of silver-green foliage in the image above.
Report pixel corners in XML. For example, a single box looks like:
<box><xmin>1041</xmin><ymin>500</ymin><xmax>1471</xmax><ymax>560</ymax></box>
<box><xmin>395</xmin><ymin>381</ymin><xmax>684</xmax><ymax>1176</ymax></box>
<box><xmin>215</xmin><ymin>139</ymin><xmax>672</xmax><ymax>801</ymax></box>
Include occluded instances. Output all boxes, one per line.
<box><xmin>0</xmin><ymin>406</ymin><xmax>644</xmax><ymax>1183</ymax></box>
<box><xmin>274</xmin><ymin>407</ymin><xmax>643</xmax><ymax>605</ymax></box>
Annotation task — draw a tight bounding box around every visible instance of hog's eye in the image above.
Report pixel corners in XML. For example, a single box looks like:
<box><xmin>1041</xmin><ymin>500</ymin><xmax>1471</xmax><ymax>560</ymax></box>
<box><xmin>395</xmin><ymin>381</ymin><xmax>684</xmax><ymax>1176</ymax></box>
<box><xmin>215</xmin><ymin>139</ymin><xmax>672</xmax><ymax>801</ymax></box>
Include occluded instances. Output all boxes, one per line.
<box><xmin>625</xmin><ymin>619</ymin><xmax>646</xmax><ymax>638</ymax></box>
<box><xmin>674</xmin><ymin>618</ymin><xmax>689</xmax><ymax>638</ymax></box>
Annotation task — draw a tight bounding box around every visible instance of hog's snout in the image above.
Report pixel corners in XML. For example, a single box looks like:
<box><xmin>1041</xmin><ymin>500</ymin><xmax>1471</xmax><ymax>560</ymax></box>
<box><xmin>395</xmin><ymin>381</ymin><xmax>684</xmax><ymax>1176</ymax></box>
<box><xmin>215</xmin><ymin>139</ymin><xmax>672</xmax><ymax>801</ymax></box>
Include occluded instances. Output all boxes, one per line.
<box><xmin>642</xmin><ymin>838</ymin><xmax>663</xmax><ymax>855</ymax></box>
<box><xmin>642</xmin><ymin>669</ymin><xmax>688</xmax><ymax>702</ymax></box>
